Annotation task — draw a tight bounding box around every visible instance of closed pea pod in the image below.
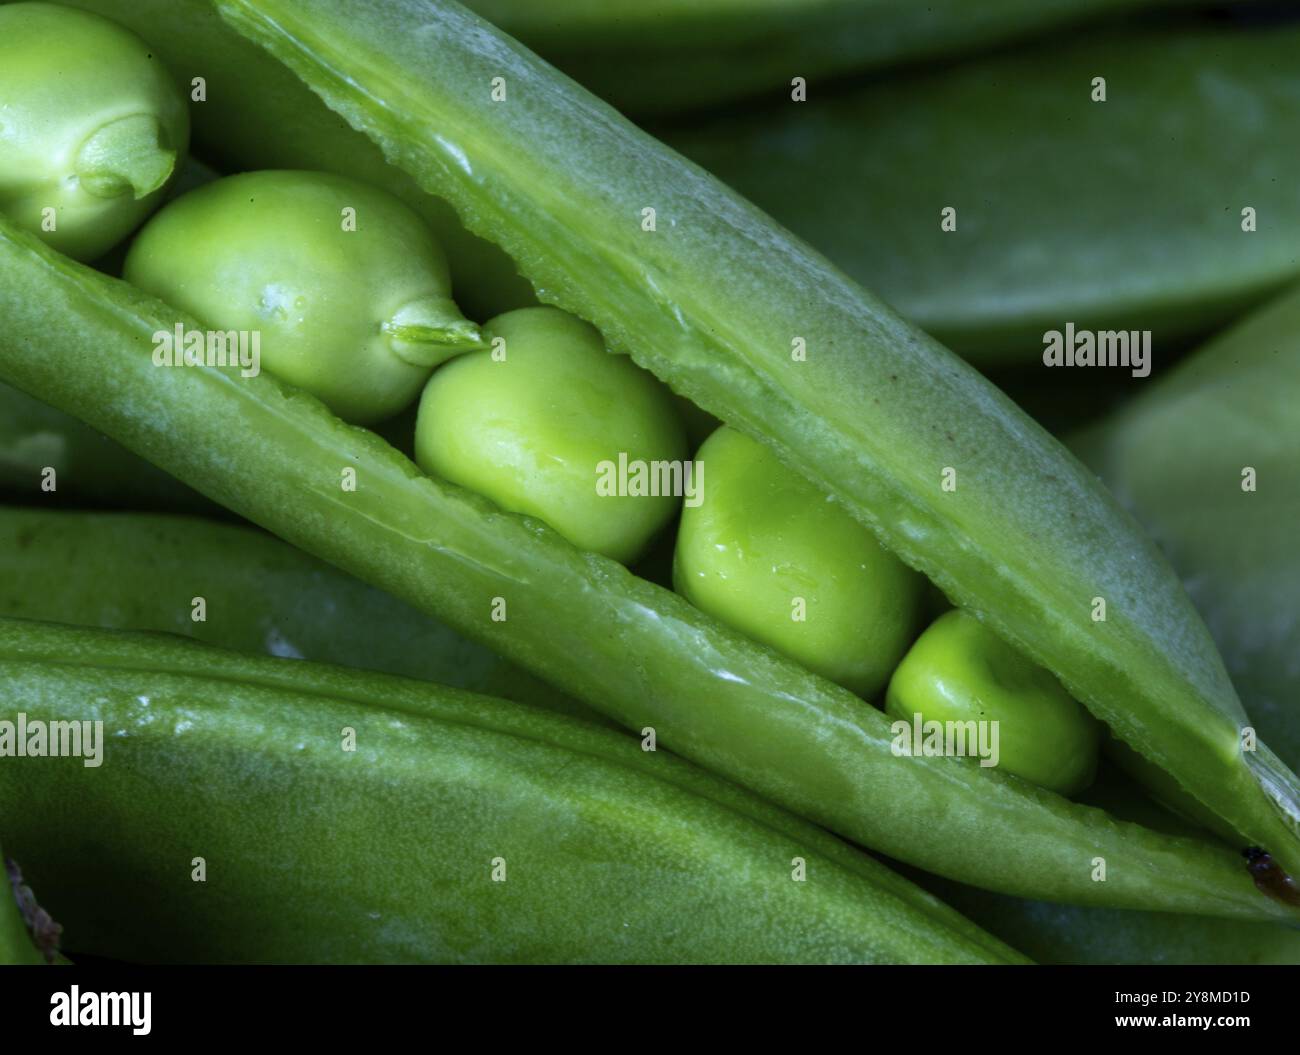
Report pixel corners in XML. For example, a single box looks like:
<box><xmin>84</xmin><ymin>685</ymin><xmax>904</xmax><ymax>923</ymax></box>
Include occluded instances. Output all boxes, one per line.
<box><xmin>0</xmin><ymin>506</ymin><xmax>594</xmax><ymax>721</ymax></box>
<box><xmin>0</xmin><ymin>2</ymin><xmax>189</xmax><ymax>262</ymax></box>
<box><xmin>0</xmin><ymin>618</ymin><xmax>1026</xmax><ymax>965</ymax></box>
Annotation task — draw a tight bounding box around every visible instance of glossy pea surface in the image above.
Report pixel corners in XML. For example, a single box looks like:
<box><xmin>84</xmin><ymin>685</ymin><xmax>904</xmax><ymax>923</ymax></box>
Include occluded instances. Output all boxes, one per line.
<box><xmin>124</xmin><ymin>169</ymin><xmax>478</xmax><ymax>424</ymax></box>
<box><xmin>886</xmin><ymin>610</ymin><xmax>1100</xmax><ymax>796</ymax></box>
<box><xmin>0</xmin><ymin>2</ymin><xmax>189</xmax><ymax>262</ymax></box>
<box><xmin>674</xmin><ymin>425</ymin><xmax>924</xmax><ymax>699</ymax></box>
<box><xmin>415</xmin><ymin>306</ymin><xmax>686</xmax><ymax>564</ymax></box>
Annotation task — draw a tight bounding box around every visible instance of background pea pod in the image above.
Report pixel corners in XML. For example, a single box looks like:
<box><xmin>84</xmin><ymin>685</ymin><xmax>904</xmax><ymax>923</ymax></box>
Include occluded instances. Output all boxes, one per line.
<box><xmin>1072</xmin><ymin>282</ymin><xmax>1300</xmax><ymax>775</ymax></box>
<box><xmin>0</xmin><ymin>506</ymin><xmax>593</xmax><ymax>721</ymax></box>
<box><xmin>0</xmin><ymin>380</ymin><xmax>206</xmax><ymax>509</ymax></box>
<box><xmin>0</xmin><ymin>617</ymin><xmax>1026</xmax><ymax>965</ymax></box>
<box><xmin>0</xmin><ymin>218</ymin><xmax>1290</xmax><ymax>923</ymax></box>
<box><xmin>209</xmin><ymin>0</ymin><xmax>1300</xmax><ymax>876</ymax></box>
<box><xmin>663</xmin><ymin>20</ymin><xmax>1300</xmax><ymax>367</ymax></box>
<box><xmin>458</xmin><ymin>0</ymin><xmax>1207</xmax><ymax>116</ymax></box>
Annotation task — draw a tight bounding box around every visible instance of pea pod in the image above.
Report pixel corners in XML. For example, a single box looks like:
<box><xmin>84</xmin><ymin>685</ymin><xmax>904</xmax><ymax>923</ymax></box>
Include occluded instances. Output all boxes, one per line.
<box><xmin>0</xmin><ymin>218</ymin><xmax>1289</xmax><ymax>925</ymax></box>
<box><xmin>0</xmin><ymin>506</ymin><xmax>592</xmax><ymax>721</ymax></box>
<box><xmin>922</xmin><ymin>764</ymin><xmax>1300</xmax><ymax>964</ymax></box>
<box><xmin>1072</xmin><ymin>282</ymin><xmax>1300</xmax><ymax>775</ymax></box>
<box><xmin>0</xmin><ymin>380</ymin><xmax>206</xmax><ymax>509</ymax></box>
<box><xmin>458</xmin><ymin>0</ymin><xmax>1200</xmax><ymax>116</ymax></box>
<box><xmin>663</xmin><ymin>20</ymin><xmax>1300</xmax><ymax>365</ymax></box>
<box><xmin>206</xmin><ymin>0</ymin><xmax>1300</xmax><ymax>879</ymax></box>
<box><xmin>0</xmin><ymin>617</ymin><xmax>1025</xmax><ymax>964</ymax></box>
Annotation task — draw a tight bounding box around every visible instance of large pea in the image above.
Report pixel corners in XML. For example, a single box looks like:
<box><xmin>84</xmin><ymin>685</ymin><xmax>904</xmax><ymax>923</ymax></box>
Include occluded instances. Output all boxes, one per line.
<box><xmin>674</xmin><ymin>425</ymin><xmax>925</xmax><ymax>698</ymax></box>
<box><xmin>885</xmin><ymin>609</ymin><xmax>1101</xmax><ymax>796</ymax></box>
<box><xmin>0</xmin><ymin>2</ymin><xmax>190</xmax><ymax>262</ymax></box>
<box><xmin>124</xmin><ymin>169</ymin><xmax>483</xmax><ymax>424</ymax></box>
<box><xmin>414</xmin><ymin>306</ymin><xmax>687</xmax><ymax>564</ymax></box>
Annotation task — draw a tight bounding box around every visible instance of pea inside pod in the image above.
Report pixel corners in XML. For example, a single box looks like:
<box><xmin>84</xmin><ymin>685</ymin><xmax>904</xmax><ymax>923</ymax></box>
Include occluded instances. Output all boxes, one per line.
<box><xmin>415</xmin><ymin>306</ymin><xmax>687</xmax><ymax>564</ymax></box>
<box><xmin>124</xmin><ymin>169</ymin><xmax>484</xmax><ymax>424</ymax></box>
<box><xmin>886</xmin><ymin>610</ymin><xmax>1101</xmax><ymax>797</ymax></box>
<box><xmin>675</xmin><ymin>425</ymin><xmax>924</xmax><ymax>699</ymax></box>
<box><xmin>0</xmin><ymin>2</ymin><xmax>189</xmax><ymax>262</ymax></box>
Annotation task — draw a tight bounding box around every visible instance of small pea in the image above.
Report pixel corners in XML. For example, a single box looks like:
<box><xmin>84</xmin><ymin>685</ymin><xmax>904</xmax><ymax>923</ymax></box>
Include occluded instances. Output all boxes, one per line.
<box><xmin>674</xmin><ymin>425</ymin><xmax>925</xmax><ymax>698</ymax></box>
<box><xmin>885</xmin><ymin>609</ymin><xmax>1101</xmax><ymax>796</ymax></box>
<box><xmin>0</xmin><ymin>3</ymin><xmax>190</xmax><ymax>262</ymax></box>
<box><xmin>414</xmin><ymin>306</ymin><xmax>687</xmax><ymax>564</ymax></box>
<box><xmin>124</xmin><ymin>170</ymin><xmax>483</xmax><ymax>424</ymax></box>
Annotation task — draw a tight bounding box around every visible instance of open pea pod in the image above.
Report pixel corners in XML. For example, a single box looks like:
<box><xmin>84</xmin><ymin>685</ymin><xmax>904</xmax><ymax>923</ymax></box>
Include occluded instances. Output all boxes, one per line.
<box><xmin>0</xmin><ymin>618</ymin><xmax>1024</xmax><ymax>964</ymax></box>
<box><xmin>0</xmin><ymin>507</ymin><xmax>592</xmax><ymax>721</ymax></box>
<box><xmin>202</xmin><ymin>0</ymin><xmax>1300</xmax><ymax>878</ymax></box>
<box><xmin>457</xmin><ymin>0</ymin><xmax>1201</xmax><ymax>116</ymax></box>
<box><xmin>663</xmin><ymin>20</ymin><xmax>1300</xmax><ymax>366</ymax></box>
<box><xmin>0</xmin><ymin>217</ymin><xmax>1289</xmax><ymax>924</ymax></box>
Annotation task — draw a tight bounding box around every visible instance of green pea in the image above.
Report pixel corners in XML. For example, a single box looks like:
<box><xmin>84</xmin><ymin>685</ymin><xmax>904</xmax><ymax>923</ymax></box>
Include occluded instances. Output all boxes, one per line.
<box><xmin>124</xmin><ymin>169</ymin><xmax>483</xmax><ymax>424</ymax></box>
<box><xmin>414</xmin><ymin>306</ymin><xmax>686</xmax><ymax>564</ymax></box>
<box><xmin>674</xmin><ymin>425</ymin><xmax>924</xmax><ymax>699</ymax></box>
<box><xmin>885</xmin><ymin>609</ymin><xmax>1100</xmax><ymax>796</ymax></box>
<box><xmin>0</xmin><ymin>2</ymin><xmax>188</xmax><ymax>262</ymax></box>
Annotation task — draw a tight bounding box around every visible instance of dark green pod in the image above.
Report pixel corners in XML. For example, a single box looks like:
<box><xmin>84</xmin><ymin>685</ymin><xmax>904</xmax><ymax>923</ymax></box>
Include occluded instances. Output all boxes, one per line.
<box><xmin>666</xmin><ymin>22</ymin><xmax>1300</xmax><ymax>366</ymax></box>
<box><xmin>0</xmin><ymin>618</ymin><xmax>1025</xmax><ymax>964</ymax></box>
<box><xmin>460</xmin><ymin>0</ymin><xmax>1200</xmax><ymax>116</ymax></box>
<box><xmin>0</xmin><ymin>507</ymin><xmax>591</xmax><ymax>721</ymax></box>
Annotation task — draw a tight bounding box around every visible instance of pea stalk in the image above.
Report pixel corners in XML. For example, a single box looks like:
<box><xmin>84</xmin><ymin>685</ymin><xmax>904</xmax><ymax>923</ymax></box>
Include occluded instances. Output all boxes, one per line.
<box><xmin>210</xmin><ymin>0</ymin><xmax>1300</xmax><ymax>875</ymax></box>
<box><xmin>0</xmin><ymin>217</ymin><xmax>1289</xmax><ymax>923</ymax></box>
<box><xmin>0</xmin><ymin>617</ymin><xmax>1025</xmax><ymax>965</ymax></box>
<box><xmin>1</xmin><ymin>841</ymin><xmax>48</xmax><ymax>966</ymax></box>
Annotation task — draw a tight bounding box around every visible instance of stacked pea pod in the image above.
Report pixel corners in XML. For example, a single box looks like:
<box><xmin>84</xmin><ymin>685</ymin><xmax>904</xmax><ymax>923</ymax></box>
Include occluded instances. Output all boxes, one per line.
<box><xmin>1</xmin><ymin>0</ymin><xmax>1299</xmax><ymax>965</ymax></box>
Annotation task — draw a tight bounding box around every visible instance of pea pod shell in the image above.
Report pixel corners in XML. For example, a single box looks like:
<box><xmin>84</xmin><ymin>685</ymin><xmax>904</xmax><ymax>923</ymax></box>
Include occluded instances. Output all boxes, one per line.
<box><xmin>1072</xmin><ymin>283</ymin><xmax>1300</xmax><ymax>777</ymax></box>
<box><xmin>0</xmin><ymin>217</ymin><xmax>1287</xmax><ymax>923</ymax></box>
<box><xmin>0</xmin><ymin>507</ymin><xmax>593</xmax><ymax>721</ymax></box>
<box><xmin>664</xmin><ymin>21</ymin><xmax>1300</xmax><ymax>364</ymax></box>
<box><xmin>0</xmin><ymin>618</ymin><xmax>1025</xmax><ymax>964</ymax></box>
<box><xmin>460</xmin><ymin>0</ymin><xmax>1199</xmax><ymax>116</ymax></box>
<box><xmin>213</xmin><ymin>0</ymin><xmax>1300</xmax><ymax>878</ymax></box>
